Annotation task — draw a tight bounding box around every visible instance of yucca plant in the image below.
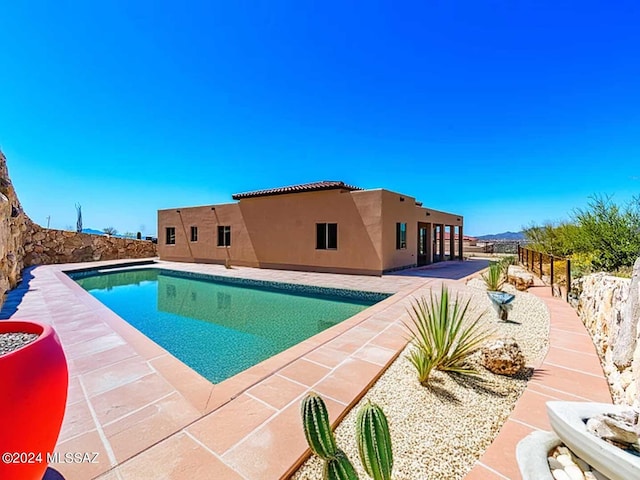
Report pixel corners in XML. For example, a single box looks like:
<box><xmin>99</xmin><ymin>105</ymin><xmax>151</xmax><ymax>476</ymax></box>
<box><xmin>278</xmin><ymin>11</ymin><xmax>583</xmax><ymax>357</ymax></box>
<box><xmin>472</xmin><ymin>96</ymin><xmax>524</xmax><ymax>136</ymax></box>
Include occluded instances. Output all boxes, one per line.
<box><xmin>481</xmin><ymin>262</ymin><xmax>505</xmax><ymax>292</ymax></box>
<box><xmin>404</xmin><ymin>285</ymin><xmax>494</xmax><ymax>384</ymax></box>
<box><xmin>301</xmin><ymin>393</ymin><xmax>394</xmax><ymax>480</ymax></box>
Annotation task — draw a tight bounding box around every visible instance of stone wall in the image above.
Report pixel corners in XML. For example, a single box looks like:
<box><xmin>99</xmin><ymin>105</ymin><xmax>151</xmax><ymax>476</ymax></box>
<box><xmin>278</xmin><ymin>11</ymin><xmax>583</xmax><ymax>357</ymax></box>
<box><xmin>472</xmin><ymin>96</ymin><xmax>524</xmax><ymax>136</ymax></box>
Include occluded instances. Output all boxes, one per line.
<box><xmin>575</xmin><ymin>258</ymin><xmax>640</xmax><ymax>407</ymax></box>
<box><xmin>23</xmin><ymin>225</ymin><xmax>157</xmax><ymax>265</ymax></box>
<box><xmin>0</xmin><ymin>151</ymin><xmax>33</xmax><ymax>298</ymax></box>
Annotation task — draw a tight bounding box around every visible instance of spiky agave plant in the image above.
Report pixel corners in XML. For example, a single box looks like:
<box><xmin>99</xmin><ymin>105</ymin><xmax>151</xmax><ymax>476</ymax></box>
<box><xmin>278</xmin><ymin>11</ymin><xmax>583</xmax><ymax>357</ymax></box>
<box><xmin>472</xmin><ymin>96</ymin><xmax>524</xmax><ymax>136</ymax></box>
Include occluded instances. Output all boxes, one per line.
<box><xmin>404</xmin><ymin>284</ymin><xmax>494</xmax><ymax>384</ymax></box>
<box><xmin>481</xmin><ymin>262</ymin><xmax>505</xmax><ymax>292</ymax></box>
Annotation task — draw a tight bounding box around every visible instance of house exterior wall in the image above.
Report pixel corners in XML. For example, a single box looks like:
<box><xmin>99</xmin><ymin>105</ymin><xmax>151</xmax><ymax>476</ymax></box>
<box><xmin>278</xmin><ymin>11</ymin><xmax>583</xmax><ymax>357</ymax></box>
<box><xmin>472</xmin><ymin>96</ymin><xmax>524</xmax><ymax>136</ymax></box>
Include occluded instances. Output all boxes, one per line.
<box><xmin>157</xmin><ymin>187</ymin><xmax>463</xmax><ymax>275</ymax></box>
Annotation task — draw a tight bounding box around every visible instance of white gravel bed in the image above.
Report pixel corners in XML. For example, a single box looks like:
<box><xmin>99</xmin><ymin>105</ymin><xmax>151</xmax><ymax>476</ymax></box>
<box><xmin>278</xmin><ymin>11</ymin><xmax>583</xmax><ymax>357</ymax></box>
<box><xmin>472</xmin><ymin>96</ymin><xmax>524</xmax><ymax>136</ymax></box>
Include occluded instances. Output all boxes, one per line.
<box><xmin>292</xmin><ymin>280</ymin><xmax>550</xmax><ymax>480</ymax></box>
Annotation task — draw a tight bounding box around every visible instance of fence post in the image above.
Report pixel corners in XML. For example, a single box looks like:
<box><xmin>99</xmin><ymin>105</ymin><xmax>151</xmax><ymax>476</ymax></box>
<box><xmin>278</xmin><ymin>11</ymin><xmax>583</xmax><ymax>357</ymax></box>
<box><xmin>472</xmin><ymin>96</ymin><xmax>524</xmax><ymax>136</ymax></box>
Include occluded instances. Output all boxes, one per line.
<box><xmin>550</xmin><ymin>256</ymin><xmax>555</xmax><ymax>295</ymax></box>
<box><xmin>539</xmin><ymin>253</ymin><xmax>543</xmax><ymax>278</ymax></box>
<box><xmin>566</xmin><ymin>259</ymin><xmax>571</xmax><ymax>302</ymax></box>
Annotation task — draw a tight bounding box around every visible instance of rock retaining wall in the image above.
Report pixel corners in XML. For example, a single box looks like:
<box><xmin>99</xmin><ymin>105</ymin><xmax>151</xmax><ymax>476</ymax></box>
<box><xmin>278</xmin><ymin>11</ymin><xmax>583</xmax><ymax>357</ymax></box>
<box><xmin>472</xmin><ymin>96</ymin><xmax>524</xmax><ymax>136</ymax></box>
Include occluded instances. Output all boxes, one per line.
<box><xmin>0</xmin><ymin>152</ymin><xmax>33</xmax><ymax>299</ymax></box>
<box><xmin>575</xmin><ymin>258</ymin><xmax>640</xmax><ymax>407</ymax></box>
<box><xmin>23</xmin><ymin>225</ymin><xmax>157</xmax><ymax>265</ymax></box>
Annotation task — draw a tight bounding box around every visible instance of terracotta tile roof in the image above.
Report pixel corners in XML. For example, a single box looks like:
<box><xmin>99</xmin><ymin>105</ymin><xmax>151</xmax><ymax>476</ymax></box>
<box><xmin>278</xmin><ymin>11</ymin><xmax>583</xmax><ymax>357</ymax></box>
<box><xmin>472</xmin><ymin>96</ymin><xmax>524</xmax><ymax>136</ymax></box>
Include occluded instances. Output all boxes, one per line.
<box><xmin>231</xmin><ymin>181</ymin><xmax>363</xmax><ymax>200</ymax></box>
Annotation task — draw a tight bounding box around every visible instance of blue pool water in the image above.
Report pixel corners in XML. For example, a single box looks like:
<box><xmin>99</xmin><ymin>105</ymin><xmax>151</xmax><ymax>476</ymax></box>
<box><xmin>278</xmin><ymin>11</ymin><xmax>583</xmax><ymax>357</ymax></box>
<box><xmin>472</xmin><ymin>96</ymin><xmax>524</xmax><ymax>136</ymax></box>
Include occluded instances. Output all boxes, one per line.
<box><xmin>73</xmin><ymin>269</ymin><xmax>386</xmax><ymax>383</ymax></box>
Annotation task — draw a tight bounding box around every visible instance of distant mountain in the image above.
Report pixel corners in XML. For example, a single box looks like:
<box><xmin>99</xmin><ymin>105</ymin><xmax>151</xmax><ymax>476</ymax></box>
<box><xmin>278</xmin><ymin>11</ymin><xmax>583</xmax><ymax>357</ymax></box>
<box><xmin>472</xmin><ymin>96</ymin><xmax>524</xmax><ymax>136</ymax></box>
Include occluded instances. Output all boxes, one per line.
<box><xmin>476</xmin><ymin>231</ymin><xmax>525</xmax><ymax>241</ymax></box>
<box><xmin>81</xmin><ymin>228</ymin><xmax>106</xmax><ymax>236</ymax></box>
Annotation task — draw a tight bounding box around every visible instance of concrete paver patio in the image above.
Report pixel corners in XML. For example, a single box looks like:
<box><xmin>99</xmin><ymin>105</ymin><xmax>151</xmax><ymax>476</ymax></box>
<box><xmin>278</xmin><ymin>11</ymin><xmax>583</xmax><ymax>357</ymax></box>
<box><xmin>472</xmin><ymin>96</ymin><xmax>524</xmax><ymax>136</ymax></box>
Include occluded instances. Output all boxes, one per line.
<box><xmin>2</xmin><ymin>259</ymin><xmax>612</xmax><ymax>479</ymax></box>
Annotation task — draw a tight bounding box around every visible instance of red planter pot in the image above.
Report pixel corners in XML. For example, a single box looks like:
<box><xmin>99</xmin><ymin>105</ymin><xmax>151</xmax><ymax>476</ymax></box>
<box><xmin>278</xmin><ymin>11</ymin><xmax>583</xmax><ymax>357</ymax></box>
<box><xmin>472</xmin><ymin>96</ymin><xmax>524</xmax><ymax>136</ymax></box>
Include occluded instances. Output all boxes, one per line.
<box><xmin>0</xmin><ymin>321</ymin><xmax>68</xmax><ymax>480</ymax></box>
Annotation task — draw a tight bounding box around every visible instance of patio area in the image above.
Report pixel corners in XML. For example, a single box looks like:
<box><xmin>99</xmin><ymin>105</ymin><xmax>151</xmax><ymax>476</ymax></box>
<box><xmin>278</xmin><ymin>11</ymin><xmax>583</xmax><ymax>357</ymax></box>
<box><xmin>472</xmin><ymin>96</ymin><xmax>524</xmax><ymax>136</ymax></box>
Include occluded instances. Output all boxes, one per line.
<box><xmin>2</xmin><ymin>259</ymin><xmax>611</xmax><ymax>479</ymax></box>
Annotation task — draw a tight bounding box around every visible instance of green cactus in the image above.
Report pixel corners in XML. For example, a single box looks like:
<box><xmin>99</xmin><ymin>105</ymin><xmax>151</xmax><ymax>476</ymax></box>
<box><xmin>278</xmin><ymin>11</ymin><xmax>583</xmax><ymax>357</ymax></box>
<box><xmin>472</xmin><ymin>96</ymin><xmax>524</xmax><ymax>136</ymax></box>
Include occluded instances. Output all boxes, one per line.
<box><xmin>324</xmin><ymin>449</ymin><xmax>359</xmax><ymax>480</ymax></box>
<box><xmin>356</xmin><ymin>401</ymin><xmax>393</xmax><ymax>480</ymax></box>
<box><xmin>301</xmin><ymin>392</ymin><xmax>338</xmax><ymax>460</ymax></box>
<box><xmin>301</xmin><ymin>393</ymin><xmax>394</xmax><ymax>480</ymax></box>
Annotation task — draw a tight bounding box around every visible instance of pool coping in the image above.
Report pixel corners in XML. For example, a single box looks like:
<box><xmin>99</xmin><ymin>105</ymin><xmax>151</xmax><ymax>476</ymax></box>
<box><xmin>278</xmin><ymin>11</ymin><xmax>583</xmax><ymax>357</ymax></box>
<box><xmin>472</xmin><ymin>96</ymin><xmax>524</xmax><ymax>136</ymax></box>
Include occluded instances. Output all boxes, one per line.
<box><xmin>57</xmin><ymin>262</ymin><xmax>412</xmax><ymax>417</ymax></box>
<box><xmin>6</xmin><ymin>258</ymin><xmax>487</xmax><ymax>479</ymax></box>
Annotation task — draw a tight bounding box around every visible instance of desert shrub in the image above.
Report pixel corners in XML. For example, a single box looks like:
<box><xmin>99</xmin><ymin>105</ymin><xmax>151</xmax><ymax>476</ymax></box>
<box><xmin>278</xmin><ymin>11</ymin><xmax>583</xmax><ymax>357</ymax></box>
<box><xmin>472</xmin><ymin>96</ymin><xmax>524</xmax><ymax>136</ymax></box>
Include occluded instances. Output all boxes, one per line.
<box><xmin>481</xmin><ymin>262</ymin><xmax>505</xmax><ymax>292</ymax></box>
<box><xmin>523</xmin><ymin>195</ymin><xmax>640</xmax><ymax>275</ymax></box>
<box><xmin>404</xmin><ymin>285</ymin><xmax>493</xmax><ymax>385</ymax></box>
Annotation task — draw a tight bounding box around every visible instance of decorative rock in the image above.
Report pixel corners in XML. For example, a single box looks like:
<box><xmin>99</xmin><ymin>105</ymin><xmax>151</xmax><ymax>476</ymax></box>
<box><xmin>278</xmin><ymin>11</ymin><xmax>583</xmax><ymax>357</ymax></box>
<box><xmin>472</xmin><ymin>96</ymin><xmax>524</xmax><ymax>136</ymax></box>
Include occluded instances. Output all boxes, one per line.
<box><xmin>548</xmin><ymin>456</ymin><xmax>564</xmax><ymax>469</ymax></box>
<box><xmin>615</xmin><ymin>257</ymin><xmax>640</xmax><ymax>370</ymax></box>
<box><xmin>508</xmin><ymin>265</ymin><xmax>534</xmax><ymax>291</ymax></box>
<box><xmin>557</xmin><ymin>454</ymin><xmax>575</xmax><ymax>467</ymax></box>
<box><xmin>565</xmin><ymin>464</ymin><xmax>586</xmax><ymax>480</ymax></box>
<box><xmin>583</xmin><ymin>473</ymin><xmax>597</xmax><ymax>480</ymax></box>
<box><xmin>481</xmin><ymin>338</ymin><xmax>525</xmax><ymax>375</ymax></box>
<box><xmin>552</xmin><ymin>469</ymin><xmax>571</xmax><ymax>480</ymax></box>
<box><xmin>586</xmin><ymin>412</ymin><xmax>639</xmax><ymax>446</ymax></box>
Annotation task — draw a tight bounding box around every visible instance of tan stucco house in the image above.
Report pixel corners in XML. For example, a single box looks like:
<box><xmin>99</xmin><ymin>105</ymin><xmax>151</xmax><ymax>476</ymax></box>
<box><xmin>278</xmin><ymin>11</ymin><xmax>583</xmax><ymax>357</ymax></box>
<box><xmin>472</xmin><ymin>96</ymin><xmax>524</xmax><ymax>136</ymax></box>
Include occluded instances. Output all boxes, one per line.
<box><xmin>157</xmin><ymin>181</ymin><xmax>464</xmax><ymax>276</ymax></box>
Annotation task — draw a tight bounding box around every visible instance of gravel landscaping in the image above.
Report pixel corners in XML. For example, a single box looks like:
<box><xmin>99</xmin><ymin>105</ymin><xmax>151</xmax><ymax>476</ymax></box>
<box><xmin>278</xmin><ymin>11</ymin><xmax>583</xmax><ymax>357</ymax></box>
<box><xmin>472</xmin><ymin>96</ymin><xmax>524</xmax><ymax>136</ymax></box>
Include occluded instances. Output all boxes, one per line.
<box><xmin>0</xmin><ymin>332</ymin><xmax>39</xmax><ymax>356</ymax></box>
<box><xmin>292</xmin><ymin>280</ymin><xmax>550</xmax><ymax>480</ymax></box>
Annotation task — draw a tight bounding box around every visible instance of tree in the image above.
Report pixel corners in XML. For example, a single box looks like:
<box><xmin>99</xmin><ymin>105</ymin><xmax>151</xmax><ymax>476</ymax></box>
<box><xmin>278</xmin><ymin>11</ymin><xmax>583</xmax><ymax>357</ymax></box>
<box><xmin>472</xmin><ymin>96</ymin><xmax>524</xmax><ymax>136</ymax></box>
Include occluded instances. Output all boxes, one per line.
<box><xmin>572</xmin><ymin>195</ymin><xmax>640</xmax><ymax>272</ymax></box>
<box><xmin>75</xmin><ymin>203</ymin><xmax>82</xmax><ymax>233</ymax></box>
<box><xmin>523</xmin><ymin>195</ymin><xmax>640</xmax><ymax>274</ymax></box>
<box><xmin>103</xmin><ymin>227</ymin><xmax>118</xmax><ymax>236</ymax></box>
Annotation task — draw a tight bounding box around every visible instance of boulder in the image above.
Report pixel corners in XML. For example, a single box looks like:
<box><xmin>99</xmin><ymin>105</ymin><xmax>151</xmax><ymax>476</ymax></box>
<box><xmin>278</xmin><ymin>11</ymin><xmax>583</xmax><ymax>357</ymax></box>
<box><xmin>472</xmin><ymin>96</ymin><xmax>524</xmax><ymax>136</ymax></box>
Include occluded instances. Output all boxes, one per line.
<box><xmin>481</xmin><ymin>338</ymin><xmax>525</xmax><ymax>375</ymax></box>
<box><xmin>586</xmin><ymin>411</ymin><xmax>639</xmax><ymax>447</ymax></box>
<box><xmin>508</xmin><ymin>265</ymin><xmax>534</xmax><ymax>291</ymax></box>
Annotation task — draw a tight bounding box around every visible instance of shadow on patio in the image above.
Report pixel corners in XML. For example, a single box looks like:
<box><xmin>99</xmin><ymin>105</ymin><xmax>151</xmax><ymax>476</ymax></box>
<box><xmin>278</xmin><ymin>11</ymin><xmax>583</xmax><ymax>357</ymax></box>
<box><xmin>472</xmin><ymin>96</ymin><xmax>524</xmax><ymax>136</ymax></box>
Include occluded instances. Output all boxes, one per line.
<box><xmin>390</xmin><ymin>259</ymin><xmax>489</xmax><ymax>280</ymax></box>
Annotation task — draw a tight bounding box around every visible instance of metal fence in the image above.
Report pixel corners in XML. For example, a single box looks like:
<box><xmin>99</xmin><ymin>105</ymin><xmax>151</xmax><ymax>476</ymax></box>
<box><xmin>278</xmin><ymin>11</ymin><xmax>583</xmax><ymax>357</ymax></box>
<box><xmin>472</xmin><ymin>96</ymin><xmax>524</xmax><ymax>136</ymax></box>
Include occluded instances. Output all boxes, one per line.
<box><xmin>517</xmin><ymin>245</ymin><xmax>572</xmax><ymax>301</ymax></box>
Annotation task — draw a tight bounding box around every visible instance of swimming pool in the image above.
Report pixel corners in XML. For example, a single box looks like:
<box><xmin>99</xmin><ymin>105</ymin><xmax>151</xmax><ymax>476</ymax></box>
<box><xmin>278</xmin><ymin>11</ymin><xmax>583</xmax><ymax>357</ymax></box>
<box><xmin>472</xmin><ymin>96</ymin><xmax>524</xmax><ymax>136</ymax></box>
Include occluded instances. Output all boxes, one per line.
<box><xmin>72</xmin><ymin>268</ymin><xmax>387</xmax><ymax>383</ymax></box>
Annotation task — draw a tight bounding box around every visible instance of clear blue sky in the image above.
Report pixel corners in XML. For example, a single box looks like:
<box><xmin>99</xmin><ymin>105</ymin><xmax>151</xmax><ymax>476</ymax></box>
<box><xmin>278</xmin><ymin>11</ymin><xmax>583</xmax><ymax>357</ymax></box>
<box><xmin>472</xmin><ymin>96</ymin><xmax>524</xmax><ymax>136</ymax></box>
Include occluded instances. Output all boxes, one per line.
<box><xmin>1</xmin><ymin>1</ymin><xmax>639</xmax><ymax>237</ymax></box>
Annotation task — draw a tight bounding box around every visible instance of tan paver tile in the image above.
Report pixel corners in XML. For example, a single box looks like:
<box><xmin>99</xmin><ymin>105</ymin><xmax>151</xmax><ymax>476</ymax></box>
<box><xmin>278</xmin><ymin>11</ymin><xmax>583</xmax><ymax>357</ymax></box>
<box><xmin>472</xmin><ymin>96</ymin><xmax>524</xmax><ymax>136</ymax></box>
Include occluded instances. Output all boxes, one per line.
<box><xmin>279</xmin><ymin>358</ymin><xmax>331</xmax><ymax>387</ymax></box>
<box><xmin>222</xmin><ymin>396</ymin><xmax>344</xmax><ymax>479</ymax></box>
<box><xmin>66</xmin><ymin>375</ymin><xmax>85</xmax><ymax>405</ymax></box>
<box><xmin>352</xmin><ymin>343</ymin><xmax>397</xmax><ymax>366</ymax></box>
<box><xmin>58</xmin><ymin>398</ymin><xmax>97</xmax><ymax>444</ymax></box>
<box><xmin>90</xmin><ymin>373</ymin><xmax>175</xmax><ymax>425</ymax></box>
<box><xmin>63</xmin><ymin>331</ymin><xmax>128</xmax><ymax>358</ymax></box>
<box><xmin>72</xmin><ymin>343</ymin><xmax>138</xmax><ymax>375</ymax></box>
<box><xmin>303</xmin><ymin>344</ymin><xmax>351</xmax><ymax>368</ymax></box>
<box><xmin>543</xmin><ymin>346</ymin><xmax>605</xmax><ymax>377</ymax></box>
<box><xmin>474</xmin><ymin>419</ymin><xmax>535</xmax><ymax>480</ymax></box>
<box><xmin>464</xmin><ymin>463</ymin><xmax>511</xmax><ymax>480</ymax></box>
<box><xmin>104</xmin><ymin>392</ymin><xmax>202</xmax><ymax>463</ymax></box>
<box><xmin>247</xmin><ymin>374</ymin><xmax>308</xmax><ymax>410</ymax></box>
<box><xmin>313</xmin><ymin>357</ymin><xmax>382</xmax><ymax>405</ymax></box>
<box><xmin>149</xmin><ymin>354</ymin><xmax>214</xmax><ymax>414</ymax></box>
<box><xmin>509</xmin><ymin>390</ymin><xmax>553</xmax><ymax>431</ymax></box>
<box><xmin>54</xmin><ymin>429</ymin><xmax>113</xmax><ymax>479</ymax></box>
<box><xmin>187</xmin><ymin>393</ymin><xmax>276</xmax><ymax>455</ymax></box>
<box><xmin>116</xmin><ymin>432</ymin><xmax>243</xmax><ymax>480</ymax></box>
<box><xmin>81</xmin><ymin>356</ymin><xmax>154</xmax><ymax>397</ymax></box>
<box><xmin>529</xmin><ymin>364</ymin><xmax>612</xmax><ymax>403</ymax></box>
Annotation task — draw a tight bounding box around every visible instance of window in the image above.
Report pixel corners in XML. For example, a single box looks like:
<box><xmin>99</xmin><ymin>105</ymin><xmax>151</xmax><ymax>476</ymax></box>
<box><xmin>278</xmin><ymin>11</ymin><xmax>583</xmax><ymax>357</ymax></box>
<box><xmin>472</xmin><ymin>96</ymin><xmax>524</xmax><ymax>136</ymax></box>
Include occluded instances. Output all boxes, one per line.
<box><xmin>217</xmin><ymin>225</ymin><xmax>231</xmax><ymax>246</ymax></box>
<box><xmin>190</xmin><ymin>226</ymin><xmax>198</xmax><ymax>242</ymax></box>
<box><xmin>396</xmin><ymin>222</ymin><xmax>407</xmax><ymax>249</ymax></box>
<box><xmin>316</xmin><ymin>223</ymin><xmax>338</xmax><ymax>249</ymax></box>
<box><xmin>165</xmin><ymin>227</ymin><xmax>176</xmax><ymax>245</ymax></box>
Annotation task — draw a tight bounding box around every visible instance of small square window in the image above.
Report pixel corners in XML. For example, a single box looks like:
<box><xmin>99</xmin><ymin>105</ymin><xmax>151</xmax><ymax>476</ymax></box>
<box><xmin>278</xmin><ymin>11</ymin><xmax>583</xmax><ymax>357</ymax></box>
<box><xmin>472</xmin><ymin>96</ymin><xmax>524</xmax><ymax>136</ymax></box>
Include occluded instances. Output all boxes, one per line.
<box><xmin>190</xmin><ymin>226</ymin><xmax>198</xmax><ymax>242</ymax></box>
<box><xmin>217</xmin><ymin>225</ymin><xmax>231</xmax><ymax>246</ymax></box>
<box><xmin>166</xmin><ymin>227</ymin><xmax>176</xmax><ymax>245</ymax></box>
